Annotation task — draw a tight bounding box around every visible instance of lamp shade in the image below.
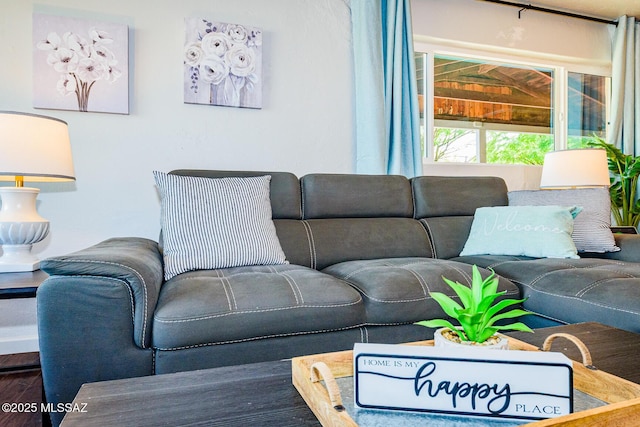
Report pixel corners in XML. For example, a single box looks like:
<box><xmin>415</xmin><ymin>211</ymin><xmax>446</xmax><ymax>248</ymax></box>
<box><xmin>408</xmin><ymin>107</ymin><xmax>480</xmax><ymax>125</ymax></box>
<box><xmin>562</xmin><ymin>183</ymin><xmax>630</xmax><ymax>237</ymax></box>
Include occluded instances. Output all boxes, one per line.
<box><xmin>0</xmin><ymin>111</ymin><xmax>75</xmax><ymax>183</ymax></box>
<box><xmin>540</xmin><ymin>148</ymin><xmax>609</xmax><ymax>189</ymax></box>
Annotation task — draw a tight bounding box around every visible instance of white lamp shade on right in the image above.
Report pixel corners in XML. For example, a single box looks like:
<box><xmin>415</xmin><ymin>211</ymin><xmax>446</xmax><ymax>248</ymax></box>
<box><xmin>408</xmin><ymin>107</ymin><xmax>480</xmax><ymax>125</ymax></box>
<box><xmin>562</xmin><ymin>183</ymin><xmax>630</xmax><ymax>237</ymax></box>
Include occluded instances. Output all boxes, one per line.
<box><xmin>540</xmin><ymin>149</ymin><xmax>610</xmax><ymax>189</ymax></box>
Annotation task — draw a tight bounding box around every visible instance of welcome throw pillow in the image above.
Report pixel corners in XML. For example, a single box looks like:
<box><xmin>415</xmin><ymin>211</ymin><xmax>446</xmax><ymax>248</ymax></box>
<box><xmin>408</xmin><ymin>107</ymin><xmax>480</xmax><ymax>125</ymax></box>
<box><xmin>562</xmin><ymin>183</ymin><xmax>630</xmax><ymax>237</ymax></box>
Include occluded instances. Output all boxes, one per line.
<box><xmin>154</xmin><ymin>172</ymin><xmax>288</xmax><ymax>280</ymax></box>
<box><xmin>460</xmin><ymin>206</ymin><xmax>581</xmax><ymax>259</ymax></box>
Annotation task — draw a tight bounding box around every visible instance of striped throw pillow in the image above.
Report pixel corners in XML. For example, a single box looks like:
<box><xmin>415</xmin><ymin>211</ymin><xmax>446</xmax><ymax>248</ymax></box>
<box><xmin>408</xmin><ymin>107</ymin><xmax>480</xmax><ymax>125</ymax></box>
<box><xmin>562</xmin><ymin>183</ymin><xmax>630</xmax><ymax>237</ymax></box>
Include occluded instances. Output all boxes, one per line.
<box><xmin>508</xmin><ymin>188</ymin><xmax>620</xmax><ymax>253</ymax></box>
<box><xmin>154</xmin><ymin>172</ymin><xmax>288</xmax><ymax>280</ymax></box>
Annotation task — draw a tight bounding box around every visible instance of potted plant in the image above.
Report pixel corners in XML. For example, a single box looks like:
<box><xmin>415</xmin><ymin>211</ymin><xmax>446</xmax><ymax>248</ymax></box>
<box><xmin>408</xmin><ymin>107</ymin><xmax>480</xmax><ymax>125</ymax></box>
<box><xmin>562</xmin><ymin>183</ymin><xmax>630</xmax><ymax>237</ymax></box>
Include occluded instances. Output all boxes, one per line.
<box><xmin>589</xmin><ymin>136</ymin><xmax>640</xmax><ymax>228</ymax></box>
<box><xmin>415</xmin><ymin>265</ymin><xmax>533</xmax><ymax>349</ymax></box>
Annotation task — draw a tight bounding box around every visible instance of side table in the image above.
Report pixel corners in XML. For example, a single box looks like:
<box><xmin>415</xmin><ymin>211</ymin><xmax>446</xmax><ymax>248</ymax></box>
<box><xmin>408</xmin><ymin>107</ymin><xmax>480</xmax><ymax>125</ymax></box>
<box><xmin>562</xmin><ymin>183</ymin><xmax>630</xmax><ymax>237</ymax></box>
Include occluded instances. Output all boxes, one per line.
<box><xmin>0</xmin><ymin>269</ymin><xmax>48</xmax><ymax>299</ymax></box>
<box><xmin>0</xmin><ymin>270</ymin><xmax>48</xmax><ymax>357</ymax></box>
<box><xmin>0</xmin><ymin>270</ymin><xmax>48</xmax><ymax>426</ymax></box>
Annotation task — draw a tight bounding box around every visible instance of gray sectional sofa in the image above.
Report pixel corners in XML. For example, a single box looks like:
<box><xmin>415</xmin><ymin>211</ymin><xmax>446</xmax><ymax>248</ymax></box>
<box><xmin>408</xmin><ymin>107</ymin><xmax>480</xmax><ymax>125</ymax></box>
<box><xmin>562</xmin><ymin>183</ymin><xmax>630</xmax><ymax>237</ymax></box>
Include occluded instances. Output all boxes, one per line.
<box><xmin>37</xmin><ymin>170</ymin><xmax>640</xmax><ymax>425</ymax></box>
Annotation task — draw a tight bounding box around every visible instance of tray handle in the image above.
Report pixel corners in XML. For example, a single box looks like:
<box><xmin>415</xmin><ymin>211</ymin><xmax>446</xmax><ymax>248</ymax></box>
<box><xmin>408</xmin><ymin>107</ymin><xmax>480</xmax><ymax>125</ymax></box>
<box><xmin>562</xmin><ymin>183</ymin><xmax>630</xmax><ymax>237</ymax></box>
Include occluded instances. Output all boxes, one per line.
<box><xmin>541</xmin><ymin>332</ymin><xmax>596</xmax><ymax>369</ymax></box>
<box><xmin>310</xmin><ymin>362</ymin><xmax>345</xmax><ymax>412</ymax></box>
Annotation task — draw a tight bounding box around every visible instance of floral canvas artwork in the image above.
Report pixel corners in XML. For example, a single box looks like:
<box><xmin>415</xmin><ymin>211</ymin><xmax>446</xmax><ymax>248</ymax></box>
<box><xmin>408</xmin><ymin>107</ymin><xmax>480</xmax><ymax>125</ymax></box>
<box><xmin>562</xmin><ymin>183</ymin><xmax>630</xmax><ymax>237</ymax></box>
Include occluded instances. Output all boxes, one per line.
<box><xmin>184</xmin><ymin>18</ymin><xmax>262</xmax><ymax>109</ymax></box>
<box><xmin>33</xmin><ymin>14</ymin><xmax>129</xmax><ymax>114</ymax></box>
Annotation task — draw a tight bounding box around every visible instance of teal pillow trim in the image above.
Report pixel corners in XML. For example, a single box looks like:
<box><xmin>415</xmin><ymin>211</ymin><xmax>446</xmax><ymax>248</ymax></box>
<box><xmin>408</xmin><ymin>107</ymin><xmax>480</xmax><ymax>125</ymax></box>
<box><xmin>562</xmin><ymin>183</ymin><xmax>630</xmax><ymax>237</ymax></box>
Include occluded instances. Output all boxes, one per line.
<box><xmin>460</xmin><ymin>205</ymin><xmax>581</xmax><ymax>259</ymax></box>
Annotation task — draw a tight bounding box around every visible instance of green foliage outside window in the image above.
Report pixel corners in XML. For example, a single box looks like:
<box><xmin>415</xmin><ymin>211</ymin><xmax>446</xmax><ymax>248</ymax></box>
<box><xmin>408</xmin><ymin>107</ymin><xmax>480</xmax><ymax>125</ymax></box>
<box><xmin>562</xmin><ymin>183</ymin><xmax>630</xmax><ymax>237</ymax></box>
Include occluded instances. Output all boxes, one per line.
<box><xmin>432</xmin><ymin>128</ymin><xmax>604</xmax><ymax>166</ymax></box>
<box><xmin>486</xmin><ymin>132</ymin><xmax>553</xmax><ymax>165</ymax></box>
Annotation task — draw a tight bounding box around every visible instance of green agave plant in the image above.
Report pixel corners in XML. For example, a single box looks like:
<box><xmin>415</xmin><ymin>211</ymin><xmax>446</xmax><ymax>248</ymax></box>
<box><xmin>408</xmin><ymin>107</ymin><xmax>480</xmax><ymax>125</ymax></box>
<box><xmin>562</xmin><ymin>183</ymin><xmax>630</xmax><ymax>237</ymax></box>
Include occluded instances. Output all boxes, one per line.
<box><xmin>588</xmin><ymin>136</ymin><xmax>640</xmax><ymax>228</ymax></box>
<box><xmin>415</xmin><ymin>265</ymin><xmax>533</xmax><ymax>343</ymax></box>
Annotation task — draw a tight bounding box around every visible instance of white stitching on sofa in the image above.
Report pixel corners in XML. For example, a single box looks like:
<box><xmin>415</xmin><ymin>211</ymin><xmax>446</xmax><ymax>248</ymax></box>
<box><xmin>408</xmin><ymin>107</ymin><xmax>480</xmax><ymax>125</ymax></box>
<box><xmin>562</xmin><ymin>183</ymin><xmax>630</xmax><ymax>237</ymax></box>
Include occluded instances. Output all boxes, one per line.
<box><xmin>154</xmin><ymin>324</ymin><xmax>368</xmax><ymax>351</ymax></box>
<box><xmin>277</xmin><ymin>270</ymin><xmax>302</xmax><ymax>305</ymax></box>
<box><xmin>576</xmin><ymin>279</ymin><xmax>615</xmax><ymax>298</ymax></box>
<box><xmin>514</xmin><ymin>280</ymin><xmax>640</xmax><ymax>316</ymax></box>
<box><xmin>155</xmin><ymin>320</ymin><xmax>445</xmax><ymax>351</ymax></box>
<box><xmin>300</xmin><ymin>176</ymin><xmax>306</xmax><ymax>218</ymax></box>
<box><xmin>419</xmin><ymin>219</ymin><xmax>438</xmax><ymax>258</ymax></box>
<box><xmin>516</xmin><ymin>308</ymin><xmax>567</xmax><ymax>325</ymax></box>
<box><xmin>301</xmin><ymin>220</ymin><xmax>316</xmax><ymax>269</ymax></box>
<box><xmin>338</xmin><ymin>259</ymin><xmax>450</xmax><ymax>283</ymax></box>
<box><xmin>525</xmin><ymin>262</ymin><xmax>632</xmax><ymax>289</ymax></box>
<box><xmin>334</xmin><ymin>260</ymin><xmax>519</xmax><ymax>303</ymax></box>
<box><xmin>400</xmin><ymin>266</ymin><xmax>429</xmax><ymax>296</ymax></box>
<box><xmin>154</xmin><ymin>298</ymin><xmax>363</xmax><ymax>323</ymax></box>
<box><xmin>341</xmin><ymin>279</ymin><xmax>429</xmax><ymax>303</ymax></box>
<box><xmin>447</xmin><ymin>262</ymin><xmax>472</xmax><ymax>284</ymax></box>
<box><xmin>47</xmin><ymin>260</ymin><xmax>150</xmax><ymax>348</ymax></box>
<box><xmin>174</xmin><ymin>265</ymin><xmax>307</xmax><ymax>279</ymax></box>
<box><xmin>216</xmin><ymin>270</ymin><xmax>235</xmax><ymax>311</ymax></box>
<box><xmin>417</xmin><ymin>220</ymin><xmax>435</xmax><ymax>257</ymax></box>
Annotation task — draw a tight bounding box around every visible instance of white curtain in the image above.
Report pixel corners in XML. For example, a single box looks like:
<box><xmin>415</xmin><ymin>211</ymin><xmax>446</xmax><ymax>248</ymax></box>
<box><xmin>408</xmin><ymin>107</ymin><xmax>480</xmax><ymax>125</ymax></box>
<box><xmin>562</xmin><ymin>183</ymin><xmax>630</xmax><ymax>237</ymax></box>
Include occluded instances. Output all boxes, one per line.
<box><xmin>609</xmin><ymin>16</ymin><xmax>640</xmax><ymax>155</ymax></box>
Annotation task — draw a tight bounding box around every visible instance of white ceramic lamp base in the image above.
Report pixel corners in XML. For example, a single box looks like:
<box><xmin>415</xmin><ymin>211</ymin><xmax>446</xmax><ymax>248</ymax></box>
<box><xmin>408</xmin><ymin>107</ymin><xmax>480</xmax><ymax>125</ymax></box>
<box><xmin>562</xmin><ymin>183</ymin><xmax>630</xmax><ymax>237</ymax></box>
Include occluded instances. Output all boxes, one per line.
<box><xmin>0</xmin><ymin>187</ymin><xmax>49</xmax><ymax>272</ymax></box>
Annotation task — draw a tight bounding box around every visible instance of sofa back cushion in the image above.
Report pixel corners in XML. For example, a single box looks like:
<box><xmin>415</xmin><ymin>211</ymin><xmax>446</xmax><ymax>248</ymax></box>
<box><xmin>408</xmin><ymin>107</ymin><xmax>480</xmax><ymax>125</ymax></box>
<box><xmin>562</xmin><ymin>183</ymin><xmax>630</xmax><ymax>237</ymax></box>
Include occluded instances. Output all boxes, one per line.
<box><xmin>299</xmin><ymin>218</ymin><xmax>433</xmax><ymax>270</ymax></box>
<box><xmin>412</xmin><ymin>176</ymin><xmax>508</xmax><ymax>259</ymax></box>
<box><xmin>300</xmin><ymin>174</ymin><xmax>432</xmax><ymax>269</ymax></box>
<box><xmin>301</xmin><ymin>174</ymin><xmax>414</xmax><ymax>218</ymax></box>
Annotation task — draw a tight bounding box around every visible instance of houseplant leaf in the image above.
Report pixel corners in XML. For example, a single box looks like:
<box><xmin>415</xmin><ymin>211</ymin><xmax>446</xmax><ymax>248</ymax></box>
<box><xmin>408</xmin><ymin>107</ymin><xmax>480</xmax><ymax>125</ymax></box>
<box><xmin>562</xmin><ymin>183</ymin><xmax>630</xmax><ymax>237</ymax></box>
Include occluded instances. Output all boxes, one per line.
<box><xmin>415</xmin><ymin>319</ymin><xmax>467</xmax><ymax>341</ymax></box>
<box><xmin>484</xmin><ymin>308</ymin><xmax>532</xmax><ymax>328</ymax></box>
<box><xmin>416</xmin><ymin>265</ymin><xmax>532</xmax><ymax>345</ymax></box>
<box><xmin>429</xmin><ymin>292</ymin><xmax>463</xmax><ymax>318</ymax></box>
<box><xmin>441</xmin><ymin>277</ymin><xmax>473</xmax><ymax>308</ymax></box>
<box><xmin>493</xmin><ymin>322</ymin><xmax>534</xmax><ymax>333</ymax></box>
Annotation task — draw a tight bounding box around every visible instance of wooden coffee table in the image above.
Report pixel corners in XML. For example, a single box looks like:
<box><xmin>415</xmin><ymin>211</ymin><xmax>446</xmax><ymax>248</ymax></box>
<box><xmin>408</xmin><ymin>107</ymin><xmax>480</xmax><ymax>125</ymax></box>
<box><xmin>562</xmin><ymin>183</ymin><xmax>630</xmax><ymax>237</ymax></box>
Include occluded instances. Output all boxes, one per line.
<box><xmin>60</xmin><ymin>322</ymin><xmax>640</xmax><ymax>426</ymax></box>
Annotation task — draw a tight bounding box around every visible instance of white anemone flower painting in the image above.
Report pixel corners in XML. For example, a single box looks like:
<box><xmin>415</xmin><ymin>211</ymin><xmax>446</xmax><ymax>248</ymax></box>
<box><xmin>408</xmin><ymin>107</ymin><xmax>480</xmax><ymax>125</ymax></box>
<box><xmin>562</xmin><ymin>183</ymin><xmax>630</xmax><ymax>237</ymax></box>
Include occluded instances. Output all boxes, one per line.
<box><xmin>33</xmin><ymin>14</ymin><xmax>129</xmax><ymax>114</ymax></box>
<box><xmin>184</xmin><ymin>18</ymin><xmax>262</xmax><ymax>109</ymax></box>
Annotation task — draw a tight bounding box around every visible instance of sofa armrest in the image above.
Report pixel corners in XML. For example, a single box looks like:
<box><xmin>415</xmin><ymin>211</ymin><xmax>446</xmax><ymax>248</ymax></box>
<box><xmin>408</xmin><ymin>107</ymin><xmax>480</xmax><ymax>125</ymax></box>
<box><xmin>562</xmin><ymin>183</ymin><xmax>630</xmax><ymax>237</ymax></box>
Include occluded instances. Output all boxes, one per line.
<box><xmin>611</xmin><ymin>234</ymin><xmax>640</xmax><ymax>261</ymax></box>
<box><xmin>40</xmin><ymin>237</ymin><xmax>163</xmax><ymax>348</ymax></box>
<box><xmin>583</xmin><ymin>233</ymin><xmax>640</xmax><ymax>263</ymax></box>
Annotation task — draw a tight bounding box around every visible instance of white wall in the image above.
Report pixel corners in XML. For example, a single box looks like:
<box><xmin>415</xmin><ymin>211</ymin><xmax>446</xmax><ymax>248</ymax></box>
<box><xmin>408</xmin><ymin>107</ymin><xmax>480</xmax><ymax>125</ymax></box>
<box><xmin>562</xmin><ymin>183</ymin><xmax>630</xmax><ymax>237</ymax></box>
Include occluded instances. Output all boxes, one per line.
<box><xmin>411</xmin><ymin>0</ymin><xmax>612</xmax><ymax>72</ymax></box>
<box><xmin>1</xmin><ymin>0</ymin><xmax>355</xmax><ymax>259</ymax></box>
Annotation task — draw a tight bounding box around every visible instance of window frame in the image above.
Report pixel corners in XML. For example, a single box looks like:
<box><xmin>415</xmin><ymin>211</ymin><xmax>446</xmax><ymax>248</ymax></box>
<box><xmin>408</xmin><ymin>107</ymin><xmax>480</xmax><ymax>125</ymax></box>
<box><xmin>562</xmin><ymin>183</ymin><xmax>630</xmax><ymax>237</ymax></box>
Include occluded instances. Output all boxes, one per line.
<box><xmin>414</xmin><ymin>42</ymin><xmax>611</xmax><ymax>165</ymax></box>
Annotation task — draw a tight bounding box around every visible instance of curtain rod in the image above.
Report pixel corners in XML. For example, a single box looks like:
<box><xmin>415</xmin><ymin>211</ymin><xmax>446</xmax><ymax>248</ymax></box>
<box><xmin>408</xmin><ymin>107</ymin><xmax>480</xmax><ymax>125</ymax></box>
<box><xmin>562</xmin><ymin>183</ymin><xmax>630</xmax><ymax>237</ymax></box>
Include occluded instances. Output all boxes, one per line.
<box><xmin>481</xmin><ymin>0</ymin><xmax>618</xmax><ymax>25</ymax></box>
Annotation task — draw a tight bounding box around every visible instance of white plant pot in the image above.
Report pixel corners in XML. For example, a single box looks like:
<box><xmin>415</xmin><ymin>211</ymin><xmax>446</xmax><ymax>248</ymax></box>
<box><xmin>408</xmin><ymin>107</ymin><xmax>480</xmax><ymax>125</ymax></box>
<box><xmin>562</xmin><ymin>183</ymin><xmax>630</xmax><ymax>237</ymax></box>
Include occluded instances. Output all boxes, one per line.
<box><xmin>433</xmin><ymin>327</ymin><xmax>509</xmax><ymax>350</ymax></box>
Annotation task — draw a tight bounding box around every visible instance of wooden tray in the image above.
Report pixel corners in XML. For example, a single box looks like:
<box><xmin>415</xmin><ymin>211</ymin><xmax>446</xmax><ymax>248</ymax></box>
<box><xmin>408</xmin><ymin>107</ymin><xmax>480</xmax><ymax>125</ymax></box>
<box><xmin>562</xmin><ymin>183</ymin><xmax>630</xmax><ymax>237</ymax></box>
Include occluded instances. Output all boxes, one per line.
<box><xmin>292</xmin><ymin>335</ymin><xmax>640</xmax><ymax>426</ymax></box>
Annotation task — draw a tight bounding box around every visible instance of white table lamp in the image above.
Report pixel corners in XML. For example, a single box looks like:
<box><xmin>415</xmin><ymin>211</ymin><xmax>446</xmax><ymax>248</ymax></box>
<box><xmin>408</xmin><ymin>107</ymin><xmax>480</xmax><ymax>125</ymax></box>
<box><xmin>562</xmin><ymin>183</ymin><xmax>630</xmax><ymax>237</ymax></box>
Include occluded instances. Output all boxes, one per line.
<box><xmin>0</xmin><ymin>111</ymin><xmax>75</xmax><ymax>272</ymax></box>
<box><xmin>540</xmin><ymin>148</ymin><xmax>610</xmax><ymax>189</ymax></box>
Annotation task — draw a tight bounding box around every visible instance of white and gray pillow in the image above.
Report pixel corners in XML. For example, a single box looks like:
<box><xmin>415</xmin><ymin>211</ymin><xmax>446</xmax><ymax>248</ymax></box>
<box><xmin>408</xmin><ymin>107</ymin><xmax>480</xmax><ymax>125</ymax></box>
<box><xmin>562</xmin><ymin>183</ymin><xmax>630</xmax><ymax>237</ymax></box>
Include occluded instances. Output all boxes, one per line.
<box><xmin>508</xmin><ymin>188</ymin><xmax>619</xmax><ymax>253</ymax></box>
<box><xmin>154</xmin><ymin>172</ymin><xmax>288</xmax><ymax>280</ymax></box>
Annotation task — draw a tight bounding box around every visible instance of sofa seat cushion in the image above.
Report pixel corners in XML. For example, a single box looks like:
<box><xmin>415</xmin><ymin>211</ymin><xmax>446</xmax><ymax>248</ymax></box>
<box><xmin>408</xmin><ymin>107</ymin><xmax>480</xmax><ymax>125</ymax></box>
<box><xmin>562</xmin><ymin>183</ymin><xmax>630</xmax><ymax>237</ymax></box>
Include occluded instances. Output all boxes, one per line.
<box><xmin>453</xmin><ymin>255</ymin><xmax>640</xmax><ymax>333</ymax></box>
<box><xmin>152</xmin><ymin>264</ymin><xmax>365</xmax><ymax>350</ymax></box>
<box><xmin>321</xmin><ymin>257</ymin><xmax>520</xmax><ymax>325</ymax></box>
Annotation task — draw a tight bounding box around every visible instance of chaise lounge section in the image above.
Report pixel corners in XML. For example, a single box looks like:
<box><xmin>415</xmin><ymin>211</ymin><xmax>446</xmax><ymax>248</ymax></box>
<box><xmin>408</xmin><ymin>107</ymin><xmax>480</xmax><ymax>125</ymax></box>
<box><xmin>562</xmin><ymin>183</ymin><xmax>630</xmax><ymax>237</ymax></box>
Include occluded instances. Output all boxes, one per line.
<box><xmin>37</xmin><ymin>170</ymin><xmax>640</xmax><ymax>425</ymax></box>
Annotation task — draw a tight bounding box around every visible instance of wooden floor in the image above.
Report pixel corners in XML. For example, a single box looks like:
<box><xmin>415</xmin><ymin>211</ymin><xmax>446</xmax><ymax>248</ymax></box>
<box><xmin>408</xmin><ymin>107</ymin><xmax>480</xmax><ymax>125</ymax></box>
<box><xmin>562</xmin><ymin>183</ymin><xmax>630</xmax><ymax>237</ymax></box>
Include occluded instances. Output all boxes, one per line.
<box><xmin>0</xmin><ymin>352</ymin><xmax>45</xmax><ymax>427</ymax></box>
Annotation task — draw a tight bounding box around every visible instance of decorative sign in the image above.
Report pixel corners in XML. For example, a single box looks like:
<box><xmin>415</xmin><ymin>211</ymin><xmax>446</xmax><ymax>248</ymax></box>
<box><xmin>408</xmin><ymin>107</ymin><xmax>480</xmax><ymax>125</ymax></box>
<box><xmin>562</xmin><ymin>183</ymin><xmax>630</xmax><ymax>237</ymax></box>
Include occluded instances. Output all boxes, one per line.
<box><xmin>354</xmin><ymin>343</ymin><xmax>573</xmax><ymax>421</ymax></box>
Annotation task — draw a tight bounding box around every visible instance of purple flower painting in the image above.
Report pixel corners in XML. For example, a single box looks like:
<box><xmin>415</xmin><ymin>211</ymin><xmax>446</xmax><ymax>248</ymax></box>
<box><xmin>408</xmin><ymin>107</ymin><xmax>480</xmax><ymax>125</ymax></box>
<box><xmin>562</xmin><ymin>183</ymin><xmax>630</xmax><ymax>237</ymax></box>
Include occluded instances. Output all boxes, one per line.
<box><xmin>184</xmin><ymin>18</ymin><xmax>262</xmax><ymax>109</ymax></box>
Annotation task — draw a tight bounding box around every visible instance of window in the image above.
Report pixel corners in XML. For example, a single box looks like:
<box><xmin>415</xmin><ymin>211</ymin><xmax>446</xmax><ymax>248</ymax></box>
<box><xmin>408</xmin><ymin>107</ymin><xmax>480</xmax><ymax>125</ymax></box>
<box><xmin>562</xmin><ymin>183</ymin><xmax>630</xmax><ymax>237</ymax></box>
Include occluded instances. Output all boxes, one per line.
<box><xmin>416</xmin><ymin>53</ymin><xmax>608</xmax><ymax>165</ymax></box>
<box><xmin>567</xmin><ymin>71</ymin><xmax>607</xmax><ymax>149</ymax></box>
